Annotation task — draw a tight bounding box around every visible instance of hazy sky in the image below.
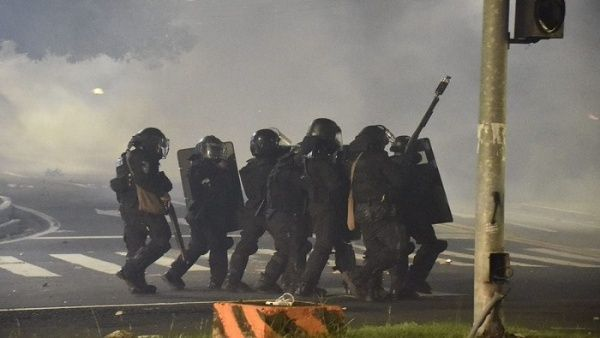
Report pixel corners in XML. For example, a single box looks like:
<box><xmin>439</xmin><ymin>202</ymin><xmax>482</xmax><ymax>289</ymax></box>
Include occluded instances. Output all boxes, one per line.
<box><xmin>0</xmin><ymin>1</ymin><xmax>598</xmax><ymax>214</ymax></box>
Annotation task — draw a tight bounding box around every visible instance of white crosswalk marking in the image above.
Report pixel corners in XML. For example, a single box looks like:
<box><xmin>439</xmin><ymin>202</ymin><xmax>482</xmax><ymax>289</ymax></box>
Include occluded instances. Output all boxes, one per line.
<box><xmin>507</xmin><ymin>252</ymin><xmax>600</xmax><ymax>268</ymax></box>
<box><xmin>256</xmin><ymin>249</ymin><xmax>276</xmax><ymax>255</ymax></box>
<box><xmin>441</xmin><ymin>250</ymin><xmax>544</xmax><ymax>267</ymax></box>
<box><xmin>115</xmin><ymin>252</ymin><xmax>209</xmax><ymax>271</ymax></box>
<box><xmin>526</xmin><ymin>248</ymin><xmax>600</xmax><ymax>263</ymax></box>
<box><xmin>353</xmin><ymin>243</ymin><xmax>474</xmax><ymax>266</ymax></box>
<box><xmin>0</xmin><ymin>256</ymin><xmax>60</xmax><ymax>277</ymax></box>
<box><xmin>50</xmin><ymin>254</ymin><xmax>121</xmax><ymax>274</ymax></box>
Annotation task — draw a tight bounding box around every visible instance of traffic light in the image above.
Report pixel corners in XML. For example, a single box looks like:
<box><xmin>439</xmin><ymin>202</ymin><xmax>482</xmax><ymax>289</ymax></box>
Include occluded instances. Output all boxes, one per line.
<box><xmin>512</xmin><ymin>0</ymin><xmax>565</xmax><ymax>43</ymax></box>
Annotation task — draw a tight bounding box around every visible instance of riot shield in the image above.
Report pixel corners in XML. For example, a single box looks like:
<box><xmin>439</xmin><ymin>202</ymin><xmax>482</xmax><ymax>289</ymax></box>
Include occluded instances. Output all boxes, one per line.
<box><xmin>405</xmin><ymin>138</ymin><xmax>453</xmax><ymax>225</ymax></box>
<box><xmin>177</xmin><ymin>141</ymin><xmax>244</xmax><ymax>232</ymax></box>
<box><xmin>177</xmin><ymin>147</ymin><xmax>195</xmax><ymax>209</ymax></box>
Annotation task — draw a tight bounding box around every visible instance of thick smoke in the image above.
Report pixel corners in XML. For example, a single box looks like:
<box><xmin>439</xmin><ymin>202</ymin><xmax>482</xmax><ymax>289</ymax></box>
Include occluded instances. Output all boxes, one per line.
<box><xmin>0</xmin><ymin>1</ymin><xmax>598</xmax><ymax>215</ymax></box>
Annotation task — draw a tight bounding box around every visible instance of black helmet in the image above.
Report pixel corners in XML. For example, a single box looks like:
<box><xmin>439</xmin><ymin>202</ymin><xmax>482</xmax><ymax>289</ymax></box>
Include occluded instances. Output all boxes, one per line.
<box><xmin>305</xmin><ymin>118</ymin><xmax>343</xmax><ymax>154</ymax></box>
<box><xmin>390</xmin><ymin>135</ymin><xmax>410</xmax><ymax>153</ymax></box>
<box><xmin>355</xmin><ymin>125</ymin><xmax>396</xmax><ymax>151</ymax></box>
<box><xmin>195</xmin><ymin>135</ymin><xmax>226</xmax><ymax>160</ymax></box>
<box><xmin>250</xmin><ymin>129</ymin><xmax>280</xmax><ymax>157</ymax></box>
<box><xmin>130</xmin><ymin>127</ymin><xmax>169</xmax><ymax>158</ymax></box>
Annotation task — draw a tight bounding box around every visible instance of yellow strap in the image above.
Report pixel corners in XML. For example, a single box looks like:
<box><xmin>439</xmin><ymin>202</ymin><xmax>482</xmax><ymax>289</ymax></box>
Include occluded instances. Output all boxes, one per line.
<box><xmin>346</xmin><ymin>152</ymin><xmax>363</xmax><ymax>231</ymax></box>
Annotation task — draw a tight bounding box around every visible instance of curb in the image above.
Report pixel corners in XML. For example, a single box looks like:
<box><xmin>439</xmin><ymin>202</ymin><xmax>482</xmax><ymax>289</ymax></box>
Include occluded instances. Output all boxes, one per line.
<box><xmin>0</xmin><ymin>195</ymin><xmax>15</xmax><ymax>224</ymax></box>
<box><xmin>0</xmin><ymin>219</ymin><xmax>24</xmax><ymax>238</ymax></box>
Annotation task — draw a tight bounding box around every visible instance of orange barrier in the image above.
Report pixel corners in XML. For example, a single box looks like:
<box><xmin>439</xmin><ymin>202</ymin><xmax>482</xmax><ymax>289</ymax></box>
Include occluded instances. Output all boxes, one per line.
<box><xmin>212</xmin><ymin>301</ymin><xmax>345</xmax><ymax>337</ymax></box>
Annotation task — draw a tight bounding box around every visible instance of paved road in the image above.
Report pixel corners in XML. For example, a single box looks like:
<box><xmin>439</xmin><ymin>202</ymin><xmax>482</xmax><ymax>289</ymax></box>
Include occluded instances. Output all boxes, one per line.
<box><xmin>1</xmin><ymin>173</ymin><xmax>599</xmax><ymax>337</ymax></box>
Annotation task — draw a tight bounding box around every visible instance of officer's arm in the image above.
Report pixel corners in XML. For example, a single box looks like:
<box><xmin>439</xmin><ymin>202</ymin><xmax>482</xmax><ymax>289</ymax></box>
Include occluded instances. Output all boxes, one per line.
<box><xmin>381</xmin><ymin>155</ymin><xmax>408</xmax><ymax>192</ymax></box>
<box><xmin>128</xmin><ymin>151</ymin><xmax>172</xmax><ymax>195</ymax></box>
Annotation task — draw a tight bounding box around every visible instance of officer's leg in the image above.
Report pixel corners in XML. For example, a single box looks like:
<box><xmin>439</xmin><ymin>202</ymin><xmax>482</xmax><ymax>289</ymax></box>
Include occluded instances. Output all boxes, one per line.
<box><xmin>119</xmin><ymin>214</ymin><xmax>171</xmax><ymax>293</ymax></box>
<box><xmin>361</xmin><ymin>249</ymin><xmax>387</xmax><ymax>301</ymax></box>
<box><xmin>256</xmin><ymin>213</ymin><xmax>289</xmax><ymax>293</ymax></box>
<box><xmin>163</xmin><ymin>220</ymin><xmax>208</xmax><ymax>290</ymax></box>
<box><xmin>333</xmin><ymin>236</ymin><xmax>356</xmax><ymax>274</ymax></box>
<box><xmin>120</xmin><ymin>208</ymin><xmax>147</xmax><ymax>260</ymax></box>
<box><xmin>347</xmin><ymin>220</ymin><xmax>403</xmax><ymax>299</ymax></box>
<box><xmin>279</xmin><ymin>215</ymin><xmax>307</xmax><ymax>293</ymax></box>
<box><xmin>407</xmin><ymin>223</ymin><xmax>447</xmax><ymax>293</ymax></box>
<box><xmin>298</xmin><ymin>213</ymin><xmax>335</xmax><ymax>295</ymax></box>
<box><xmin>207</xmin><ymin>227</ymin><xmax>230</xmax><ymax>289</ymax></box>
<box><xmin>388</xmin><ymin>223</ymin><xmax>418</xmax><ymax>300</ymax></box>
<box><xmin>224</xmin><ymin>215</ymin><xmax>265</xmax><ymax>291</ymax></box>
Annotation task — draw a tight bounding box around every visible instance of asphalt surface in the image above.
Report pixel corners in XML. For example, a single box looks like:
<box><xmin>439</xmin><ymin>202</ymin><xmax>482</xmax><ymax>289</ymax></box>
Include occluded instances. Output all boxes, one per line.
<box><xmin>0</xmin><ymin>173</ymin><xmax>599</xmax><ymax>337</ymax></box>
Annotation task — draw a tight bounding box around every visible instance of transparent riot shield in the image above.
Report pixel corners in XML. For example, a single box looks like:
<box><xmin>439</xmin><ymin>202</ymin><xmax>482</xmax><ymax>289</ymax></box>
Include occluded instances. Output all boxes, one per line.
<box><xmin>177</xmin><ymin>141</ymin><xmax>244</xmax><ymax>232</ymax></box>
<box><xmin>408</xmin><ymin>138</ymin><xmax>453</xmax><ymax>224</ymax></box>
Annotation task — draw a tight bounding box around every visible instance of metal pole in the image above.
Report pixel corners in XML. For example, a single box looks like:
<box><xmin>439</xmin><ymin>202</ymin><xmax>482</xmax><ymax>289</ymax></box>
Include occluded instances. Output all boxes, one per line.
<box><xmin>474</xmin><ymin>0</ymin><xmax>509</xmax><ymax>337</ymax></box>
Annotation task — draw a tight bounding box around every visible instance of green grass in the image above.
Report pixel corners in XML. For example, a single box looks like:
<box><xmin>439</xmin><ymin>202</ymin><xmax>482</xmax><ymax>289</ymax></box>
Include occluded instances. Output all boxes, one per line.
<box><xmin>342</xmin><ymin>322</ymin><xmax>596</xmax><ymax>338</ymax></box>
<box><xmin>147</xmin><ymin>322</ymin><xmax>597</xmax><ymax>337</ymax></box>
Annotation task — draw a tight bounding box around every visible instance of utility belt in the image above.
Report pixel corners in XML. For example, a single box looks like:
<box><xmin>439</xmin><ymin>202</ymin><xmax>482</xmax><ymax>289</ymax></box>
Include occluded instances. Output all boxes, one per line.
<box><xmin>354</xmin><ymin>196</ymin><xmax>397</xmax><ymax>224</ymax></box>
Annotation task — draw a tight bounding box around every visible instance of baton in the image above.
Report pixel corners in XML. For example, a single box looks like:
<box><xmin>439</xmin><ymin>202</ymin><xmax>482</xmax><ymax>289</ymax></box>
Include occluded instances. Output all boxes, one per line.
<box><xmin>167</xmin><ymin>204</ymin><xmax>187</xmax><ymax>262</ymax></box>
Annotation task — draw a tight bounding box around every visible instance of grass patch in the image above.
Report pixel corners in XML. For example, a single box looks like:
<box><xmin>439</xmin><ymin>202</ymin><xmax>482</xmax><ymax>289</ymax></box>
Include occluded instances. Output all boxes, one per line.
<box><xmin>99</xmin><ymin>322</ymin><xmax>598</xmax><ymax>337</ymax></box>
<box><xmin>343</xmin><ymin>322</ymin><xmax>596</xmax><ymax>338</ymax></box>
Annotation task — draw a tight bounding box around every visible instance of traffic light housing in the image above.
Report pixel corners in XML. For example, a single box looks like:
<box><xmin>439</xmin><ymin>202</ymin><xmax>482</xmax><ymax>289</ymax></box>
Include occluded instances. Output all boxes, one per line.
<box><xmin>513</xmin><ymin>0</ymin><xmax>565</xmax><ymax>43</ymax></box>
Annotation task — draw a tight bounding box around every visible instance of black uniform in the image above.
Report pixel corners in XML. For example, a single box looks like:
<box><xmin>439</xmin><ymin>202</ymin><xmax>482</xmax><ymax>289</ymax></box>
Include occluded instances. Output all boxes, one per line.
<box><xmin>391</xmin><ymin>152</ymin><xmax>447</xmax><ymax>293</ymax></box>
<box><xmin>119</xmin><ymin>147</ymin><xmax>173</xmax><ymax>289</ymax></box>
<box><xmin>164</xmin><ymin>157</ymin><xmax>238</xmax><ymax>289</ymax></box>
<box><xmin>110</xmin><ymin>152</ymin><xmax>147</xmax><ymax>262</ymax></box>
<box><xmin>223</xmin><ymin>155</ymin><xmax>279</xmax><ymax>291</ymax></box>
<box><xmin>345</xmin><ymin>143</ymin><xmax>412</xmax><ymax>299</ymax></box>
<box><xmin>297</xmin><ymin>152</ymin><xmax>356</xmax><ymax>296</ymax></box>
<box><xmin>256</xmin><ymin>152</ymin><xmax>309</xmax><ymax>293</ymax></box>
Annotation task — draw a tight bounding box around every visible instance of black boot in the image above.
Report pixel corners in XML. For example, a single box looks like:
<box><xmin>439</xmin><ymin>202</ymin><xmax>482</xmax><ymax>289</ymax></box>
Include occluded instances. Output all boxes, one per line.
<box><xmin>340</xmin><ymin>269</ymin><xmax>367</xmax><ymax>300</ymax></box>
<box><xmin>255</xmin><ymin>273</ymin><xmax>282</xmax><ymax>294</ymax></box>
<box><xmin>117</xmin><ymin>269</ymin><xmax>156</xmax><ymax>294</ymax></box>
<box><xmin>208</xmin><ymin>277</ymin><xmax>224</xmax><ymax>290</ymax></box>
<box><xmin>161</xmin><ymin>270</ymin><xmax>185</xmax><ymax>290</ymax></box>
<box><xmin>223</xmin><ymin>277</ymin><xmax>253</xmax><ymax>292</ymax></box>
<box><xmin>366</xmin><ymin>273</ymin><xmax>388</xmax><ymax>302</ymax></box>
<box><xmin>295</xmin><ymin>283</ymin><xmax>327</xmax><ymax>298</ymax></box>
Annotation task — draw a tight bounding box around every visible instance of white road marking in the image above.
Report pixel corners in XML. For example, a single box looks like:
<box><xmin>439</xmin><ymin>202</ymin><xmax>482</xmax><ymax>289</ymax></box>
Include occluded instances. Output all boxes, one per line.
<box><xmin>0</xmin><ymin>205</ymin><xmax>61</xmax><ymax>245</ymax></box>
<box><xmin>35</xmin><ymin>236</ymin><xmax>124</xmax><ymax>239</ymax></box>
<box><xmin>115</xmin><ymin>251</ymin><xmax>209</xmax><ymax>271</ymax></box>
<box><xmin>466</xmin><ymin>249</ymin><xmax>600</xmax><ymax>268</ymax></box>
<box><xmin>353</xmin><ymin>243</ymin><xmax>474</xmax><ymax>266</ymax></box>
<box><xmin>441</xmin><ymin>250</ymin><xmax>544</xmax><ymax>267</ymax></box>
<box><xmin>50</xmin><ymin>254</ymin><xmax>121</xmax><ymax>274</ymax></box>
<box><xmin>507</xmin><ymin>222</ymin><xmax>558</xmax><ymax>233</ymax></box>
<box><xmin>95</xmin><ymin>209</ymin><xmax>120</xmax><ymax>217</ymax></box>
<box><xmin>0</xmin><ymin>256</ymin><xmax>60</xmax><ymax>277</ymax></box>
<box><xmin>526</xmin><ymin>248</ymin><xmax>600</xmax><ymax>263</ymax></box>
<box><xmin>256</xmin><ymin>249</ymin><xmax>275</xmax><ymax>255</ymax></box>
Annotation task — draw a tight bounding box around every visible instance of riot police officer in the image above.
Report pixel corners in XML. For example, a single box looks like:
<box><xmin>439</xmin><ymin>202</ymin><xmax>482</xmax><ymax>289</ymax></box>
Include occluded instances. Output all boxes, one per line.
<box><xmin>390</xmin><ymin>135</ymin><xmax>448</xmax><ymax>294</ymax></box>
<box><xmin>162</xmin><ymin>136</ymin><xmax>238</xmax><ymax>290</ymax></box>
<box><xmin>255</xmin><ymin>144</ymin><xmax>309</xmax><ymax>293</ymax></box>
<box><xmin>342</xmin><ymin>125</ymin><xmax>414</xmax><ymax>300</ymax></box>
<box><xmin>110</xmin><ymin>151</ymin><xmax>147</xmax><ymax>281</ymax></box>
<box><xmin>115</xmin><ymin>127</ymin><xmax>173</xmax><ymax>294</ymax></box>
<box><xmin>295</xmin><ymin>118</ymin><xmax>356</xmax><ymax>297</ymax></box>
<box><xmin>223</xmin><ymin>129</ymin><xmax>287</xmax><ymax>292</ymax></box>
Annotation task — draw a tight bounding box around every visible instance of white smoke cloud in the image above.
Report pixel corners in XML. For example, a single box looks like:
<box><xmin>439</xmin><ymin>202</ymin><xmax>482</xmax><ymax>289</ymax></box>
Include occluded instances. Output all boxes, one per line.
<box><xmin>0</xmin><ymin>1</ymin><xmax>598</xmax><ymax>215</ymax></box>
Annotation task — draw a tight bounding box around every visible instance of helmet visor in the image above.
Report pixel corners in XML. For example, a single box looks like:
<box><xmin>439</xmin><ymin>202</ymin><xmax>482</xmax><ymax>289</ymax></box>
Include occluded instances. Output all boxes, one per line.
<box><xmin>201</xmin><ymin>142</ymin><xmax>226</xmax><ymax>160</ymax></box>
<box><xmin>383</xmin><ymin>128</ymin><xmax>396</xmax><ymax>145</ymax></box>
<box><xmin>159</xmin><ymin>138</ymin><xmax>170</xmax><ymax>158</ymax></box>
